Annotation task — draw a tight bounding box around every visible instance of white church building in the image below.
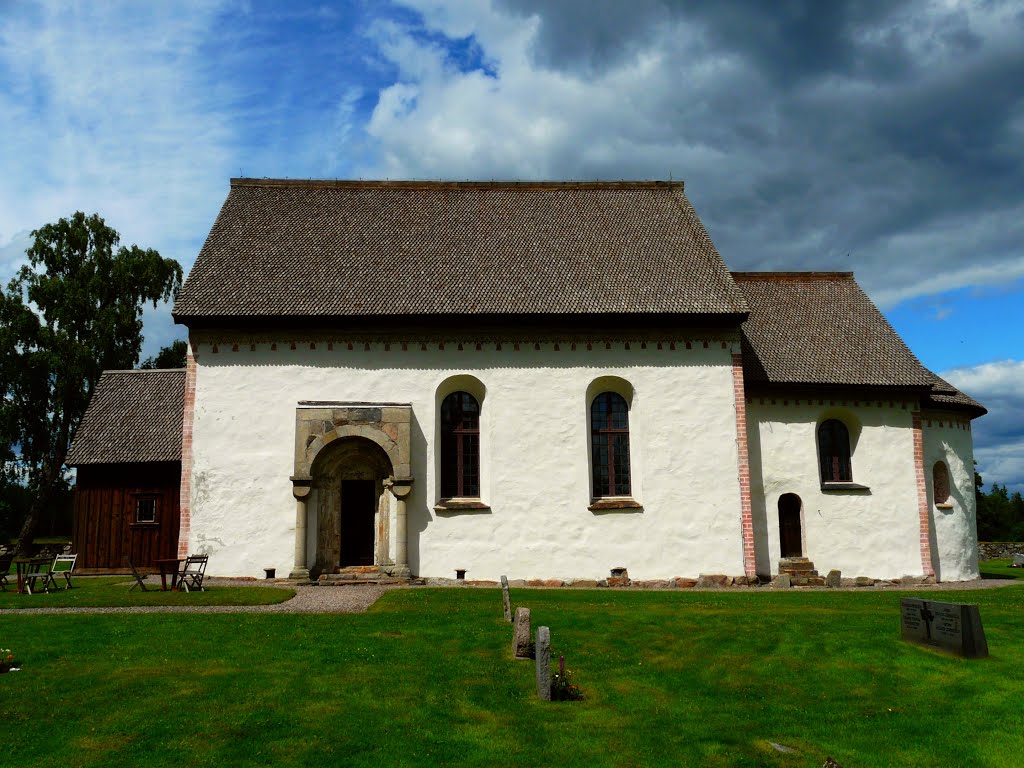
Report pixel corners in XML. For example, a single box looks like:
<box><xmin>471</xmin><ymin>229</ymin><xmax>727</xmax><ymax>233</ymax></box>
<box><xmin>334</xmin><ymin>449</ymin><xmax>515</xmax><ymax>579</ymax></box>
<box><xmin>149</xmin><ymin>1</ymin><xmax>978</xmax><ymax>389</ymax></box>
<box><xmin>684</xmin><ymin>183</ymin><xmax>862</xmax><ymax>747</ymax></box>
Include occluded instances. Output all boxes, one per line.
<box><xmin>73</xmin><ymin>179</ymin><xmax>987</xmax><ymax>583</ymax></box>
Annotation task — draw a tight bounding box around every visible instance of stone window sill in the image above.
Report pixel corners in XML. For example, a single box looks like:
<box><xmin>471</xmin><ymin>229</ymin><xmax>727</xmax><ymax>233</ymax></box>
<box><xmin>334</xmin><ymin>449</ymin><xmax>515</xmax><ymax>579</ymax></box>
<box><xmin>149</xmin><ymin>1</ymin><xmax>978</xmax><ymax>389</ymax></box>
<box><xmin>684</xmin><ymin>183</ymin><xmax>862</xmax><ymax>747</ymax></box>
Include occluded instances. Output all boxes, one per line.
<box><xmin>820</xmin><ymin>482</ymin><xmax>870</xmax><ymax>492</ymax></box>
<box><xmin>130</xmin><ymin>521</ymin><xmax>160</xmax><ymax>528</ymax></box>
<box><xmin>588</xmin><ymin>497</ymin><xmax>644</xmax><ymax>512</ymax></box>
<box><xmin>935</xmin><ymin>502</ymin><xmax>954</xmax><ymax>510</ymax></box>
<box><xmin>434</xmin><ymin>498</ymin><xmax>491</xmax><ymax>513</ymax></box>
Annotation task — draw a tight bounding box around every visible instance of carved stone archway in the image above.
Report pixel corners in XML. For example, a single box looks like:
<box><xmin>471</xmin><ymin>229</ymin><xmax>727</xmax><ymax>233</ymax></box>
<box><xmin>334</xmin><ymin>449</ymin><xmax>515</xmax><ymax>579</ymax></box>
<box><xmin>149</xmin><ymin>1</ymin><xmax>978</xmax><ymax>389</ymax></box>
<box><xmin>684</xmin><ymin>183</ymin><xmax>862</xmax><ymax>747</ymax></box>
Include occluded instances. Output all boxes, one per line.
<box><xmin>289</xmin><ymin>402</ymin><xmax>412</xmax><ymax>579</ymax></box>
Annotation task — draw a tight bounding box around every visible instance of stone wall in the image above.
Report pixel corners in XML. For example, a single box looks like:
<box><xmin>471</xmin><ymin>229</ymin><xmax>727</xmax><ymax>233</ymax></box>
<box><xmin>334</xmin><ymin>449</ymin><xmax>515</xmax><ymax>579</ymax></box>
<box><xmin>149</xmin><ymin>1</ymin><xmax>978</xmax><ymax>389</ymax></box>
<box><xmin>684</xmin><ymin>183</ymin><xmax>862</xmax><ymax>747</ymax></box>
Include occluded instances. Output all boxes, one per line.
<box><xmin>978</xmin><ymin>542</ymin><xmax>1024</xmax><ymax>560</ymax></box>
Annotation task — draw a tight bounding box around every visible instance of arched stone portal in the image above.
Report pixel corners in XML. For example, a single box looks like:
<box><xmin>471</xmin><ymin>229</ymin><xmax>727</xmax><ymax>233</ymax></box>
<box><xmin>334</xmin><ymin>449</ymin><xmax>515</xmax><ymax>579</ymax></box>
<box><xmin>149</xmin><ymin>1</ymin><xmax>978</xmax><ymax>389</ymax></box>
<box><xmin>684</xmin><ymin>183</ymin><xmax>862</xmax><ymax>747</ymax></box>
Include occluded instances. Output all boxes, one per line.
<box><xmin>289</xmin><ymin>402</ymin><xmax>413</xmax><ymax>579</ymax></box>
<box><xmin>309</xmin><ymin>437</ymin><xmax>392</xmax><ymax>579</ymax></box>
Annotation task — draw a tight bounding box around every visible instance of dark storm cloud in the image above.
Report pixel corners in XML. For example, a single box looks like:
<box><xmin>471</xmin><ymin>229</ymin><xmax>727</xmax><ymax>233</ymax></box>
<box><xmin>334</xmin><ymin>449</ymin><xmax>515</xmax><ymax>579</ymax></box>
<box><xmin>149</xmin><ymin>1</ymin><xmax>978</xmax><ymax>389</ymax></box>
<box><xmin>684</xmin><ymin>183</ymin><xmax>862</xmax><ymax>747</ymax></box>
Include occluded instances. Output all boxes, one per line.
<box><xmin>490</xmin><ymin>0</ymin><xmax>1024</xmax><ymax>303</ymax></box>
<box><xmin>499</xmin><ymin>0</ymin><xmax>906</xmax><ymax>82</ymax></box>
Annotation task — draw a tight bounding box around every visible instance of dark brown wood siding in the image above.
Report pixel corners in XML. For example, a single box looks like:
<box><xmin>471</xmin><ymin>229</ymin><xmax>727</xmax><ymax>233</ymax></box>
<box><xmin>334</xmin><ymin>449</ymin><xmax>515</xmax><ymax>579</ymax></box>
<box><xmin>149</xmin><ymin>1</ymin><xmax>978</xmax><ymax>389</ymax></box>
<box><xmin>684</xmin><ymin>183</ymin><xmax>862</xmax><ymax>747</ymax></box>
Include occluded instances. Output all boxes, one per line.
<box><xmin>73</xmin><ymin>462</ymin><xmax>181</xmax><ymax>570</ymax></box>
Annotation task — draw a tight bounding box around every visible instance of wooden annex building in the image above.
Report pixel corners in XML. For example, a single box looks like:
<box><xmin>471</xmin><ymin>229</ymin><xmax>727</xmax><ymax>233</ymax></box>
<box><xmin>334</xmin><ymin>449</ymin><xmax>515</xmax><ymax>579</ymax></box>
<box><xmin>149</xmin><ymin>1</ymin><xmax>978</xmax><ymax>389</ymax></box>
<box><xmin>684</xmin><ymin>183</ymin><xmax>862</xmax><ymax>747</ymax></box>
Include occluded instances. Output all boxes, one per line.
<box><xmin>66</xmin><ymin>369</ymin><xmax>184</xmax><ymax>570</ymax></box>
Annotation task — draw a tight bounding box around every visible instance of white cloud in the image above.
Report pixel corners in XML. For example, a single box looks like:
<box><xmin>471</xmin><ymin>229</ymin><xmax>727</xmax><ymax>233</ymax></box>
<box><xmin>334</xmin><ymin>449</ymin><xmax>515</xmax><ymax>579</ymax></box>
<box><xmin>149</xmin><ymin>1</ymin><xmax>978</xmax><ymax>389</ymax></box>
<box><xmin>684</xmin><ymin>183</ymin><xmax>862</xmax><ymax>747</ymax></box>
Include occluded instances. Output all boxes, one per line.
<box><xmin>0</xmin><ymin>231</ymin><xmax>32</xmax><ymax>282</ymax></box>
<box><xmin>0</xmin><ymin>6</ymin><xmax>238</xmax><ymax>252</ymax></box>
<box><xmin>0</xmin><ymin>2</ymin><xmax>243</xmax><ymax>357</ymax></box>
<box><xmin>943</xmin><ymin>360</ymin><xmax>1024</xmax><ymax>493</ymax></box>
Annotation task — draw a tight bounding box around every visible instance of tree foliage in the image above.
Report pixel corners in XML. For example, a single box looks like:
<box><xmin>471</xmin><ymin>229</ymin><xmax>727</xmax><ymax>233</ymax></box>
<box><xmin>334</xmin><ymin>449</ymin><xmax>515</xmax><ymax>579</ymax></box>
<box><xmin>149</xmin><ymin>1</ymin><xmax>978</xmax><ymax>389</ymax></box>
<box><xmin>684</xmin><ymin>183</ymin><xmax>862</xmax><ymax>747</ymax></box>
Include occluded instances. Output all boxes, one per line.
<box><xmin>0</xmin><ymin>212</ymin><xmax>182</xmax><ymax>552</ymax></box>
<box><xmin>975</xmin><ymin>468</ymin><xmax>1024</xmax><ymax>542</ymax></box>
<box><xmin>140</xmin><ymin>339</ymin><xmax>188</xmax><ymax>369</ymax></box>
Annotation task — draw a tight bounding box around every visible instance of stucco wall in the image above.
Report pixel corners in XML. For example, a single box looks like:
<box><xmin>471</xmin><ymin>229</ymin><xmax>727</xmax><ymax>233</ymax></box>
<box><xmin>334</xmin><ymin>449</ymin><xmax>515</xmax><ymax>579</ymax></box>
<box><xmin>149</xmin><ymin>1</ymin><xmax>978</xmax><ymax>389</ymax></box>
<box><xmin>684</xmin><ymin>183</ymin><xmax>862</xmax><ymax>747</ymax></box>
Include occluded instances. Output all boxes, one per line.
<box><xmin>186</xmin><ymin>337</ymin><xmax>746</xmax><ymax>580</ymax></box>
<box><xmin>921</xmin><ymin>412</ymin><xmax>980</xmax><ymax>581</ymax></box>
<box><xmin>746</xmin><ymin>398</ymin><xmax>932</xmax><ymax>580</ymax></box>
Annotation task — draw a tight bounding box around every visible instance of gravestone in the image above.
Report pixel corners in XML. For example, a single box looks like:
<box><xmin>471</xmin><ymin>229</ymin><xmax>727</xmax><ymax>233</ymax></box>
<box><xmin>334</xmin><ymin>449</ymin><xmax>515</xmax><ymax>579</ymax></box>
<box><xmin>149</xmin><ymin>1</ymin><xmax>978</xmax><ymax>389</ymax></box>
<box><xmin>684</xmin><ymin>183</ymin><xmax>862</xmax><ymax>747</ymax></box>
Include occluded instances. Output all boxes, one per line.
<box><xmin>500</xmin><ymin>575</ymin><xmax>512</xmax><ymax>622</ymax></box>
<box><xmin>900</xmin><ymin>598</ymin><xmax>988</xmax><ymax>658</ymax></box>
<box><xmin>1012</xmin><ymin>553</ymin><xmax>1024</xmax><ymax>567</ymax></box>
<box><xmin>513</xmin><ymin>607</ymin><xmax>532</xmax><ymax>659</ymax></box>
<box><xmin>535</xmin><ymin>626</ymin><xmax>551</xmax><ymax>700</ymax></box>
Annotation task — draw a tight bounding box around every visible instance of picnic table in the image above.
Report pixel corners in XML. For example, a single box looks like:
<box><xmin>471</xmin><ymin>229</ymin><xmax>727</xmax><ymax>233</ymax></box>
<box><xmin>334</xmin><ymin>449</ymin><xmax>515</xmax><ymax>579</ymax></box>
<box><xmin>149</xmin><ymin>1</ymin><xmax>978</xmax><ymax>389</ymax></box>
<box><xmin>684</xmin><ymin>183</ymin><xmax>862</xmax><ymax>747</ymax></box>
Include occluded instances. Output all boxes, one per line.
<box><xmin>14</xmin><ymin>558</ymin><xmax>52</xmax><ymax>594</ymax></box>
<box><xmin>153</xmin><ymin>557</ymin><xmax>186</xmax><ymax>591</ymax></box>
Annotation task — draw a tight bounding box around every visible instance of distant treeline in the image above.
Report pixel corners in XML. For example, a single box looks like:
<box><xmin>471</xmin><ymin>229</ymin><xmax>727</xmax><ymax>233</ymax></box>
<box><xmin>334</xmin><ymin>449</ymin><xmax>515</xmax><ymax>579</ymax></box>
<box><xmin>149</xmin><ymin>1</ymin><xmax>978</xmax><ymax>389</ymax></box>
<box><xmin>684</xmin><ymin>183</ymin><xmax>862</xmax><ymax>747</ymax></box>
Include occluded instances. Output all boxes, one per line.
<box><xmin>0</xmin><ymin>482</ymin><xmax>73</xmax><ymax>543</ymax></box>
<box><xmin>976</xmin><ymin>475</ymin><xmax>1024</xmax><ymax>543</ymax></box>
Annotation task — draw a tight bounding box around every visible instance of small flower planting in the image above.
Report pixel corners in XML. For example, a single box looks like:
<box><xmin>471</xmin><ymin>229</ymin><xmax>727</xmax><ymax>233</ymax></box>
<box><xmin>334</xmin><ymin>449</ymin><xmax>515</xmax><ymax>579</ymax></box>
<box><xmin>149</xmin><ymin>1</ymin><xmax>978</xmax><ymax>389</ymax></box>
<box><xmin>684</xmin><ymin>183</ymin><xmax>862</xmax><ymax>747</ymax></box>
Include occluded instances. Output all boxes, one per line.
<box><xmin>551</xmin><ymin>655</ymin><xmax>583</xmax><ymax>701</ymax></box>
<box><xmin>0</xmin><ymin>648</ymin><xmax>21</xmax><ymax>673</ymax></box>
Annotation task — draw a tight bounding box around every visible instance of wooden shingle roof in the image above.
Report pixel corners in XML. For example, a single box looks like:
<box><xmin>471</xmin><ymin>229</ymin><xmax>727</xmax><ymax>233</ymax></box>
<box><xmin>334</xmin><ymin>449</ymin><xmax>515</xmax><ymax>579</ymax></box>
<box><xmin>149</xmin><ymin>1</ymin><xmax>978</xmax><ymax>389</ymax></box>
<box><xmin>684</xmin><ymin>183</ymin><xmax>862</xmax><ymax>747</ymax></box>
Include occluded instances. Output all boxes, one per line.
<box><xmin>734</xmin><ymin>272</ymin><xmax>984</xmax><ymax>415</ymax></box>
<box><xmin>173</xmin><ymin>179</ymin><xmax>748</xmax><ymax>323</ymax></box>
<box><xmin>66</xmin><ymin>369</ymin><xmax>185</xmax><ymax>465</ymax></box>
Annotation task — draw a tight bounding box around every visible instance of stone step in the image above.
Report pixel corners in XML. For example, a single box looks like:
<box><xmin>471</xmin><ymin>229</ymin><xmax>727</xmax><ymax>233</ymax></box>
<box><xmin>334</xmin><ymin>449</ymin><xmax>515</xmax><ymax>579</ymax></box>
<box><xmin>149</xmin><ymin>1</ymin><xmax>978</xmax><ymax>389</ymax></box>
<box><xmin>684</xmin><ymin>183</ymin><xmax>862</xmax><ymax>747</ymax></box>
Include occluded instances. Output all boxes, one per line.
<box><xmin>779</xmin><ymin>560</ymin><xmax>818</xmax><ymax>574</ymax></box>
<box><xmin>780</xmin><ymin>568</ymin><xmax>819</xmax><ymax>577</ymax></box>
<box><xmin>317</xmin><ymin>575</ymin><xmax>410</xmax><ymax>586</ymax></box>
<box><xmin>791</xmin><ymin>575</ymin><xmax>827</xmax><ymax>587</ymax></box>
<box><xmin>320</xmin><ymin>571</ymin><xmax>389</xmax><ymax>583</ymax></box>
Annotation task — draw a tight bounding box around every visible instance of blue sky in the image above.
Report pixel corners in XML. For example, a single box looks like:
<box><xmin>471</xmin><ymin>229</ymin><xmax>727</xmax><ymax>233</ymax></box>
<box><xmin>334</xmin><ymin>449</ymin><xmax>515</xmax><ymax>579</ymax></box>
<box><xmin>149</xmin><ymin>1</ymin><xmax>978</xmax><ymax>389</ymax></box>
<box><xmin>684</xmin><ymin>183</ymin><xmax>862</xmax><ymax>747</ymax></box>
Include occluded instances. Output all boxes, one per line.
<box><xmin>1</xmin><ymin>0</ymin><xmax>1021</xmax><ymax>492</ymax></box>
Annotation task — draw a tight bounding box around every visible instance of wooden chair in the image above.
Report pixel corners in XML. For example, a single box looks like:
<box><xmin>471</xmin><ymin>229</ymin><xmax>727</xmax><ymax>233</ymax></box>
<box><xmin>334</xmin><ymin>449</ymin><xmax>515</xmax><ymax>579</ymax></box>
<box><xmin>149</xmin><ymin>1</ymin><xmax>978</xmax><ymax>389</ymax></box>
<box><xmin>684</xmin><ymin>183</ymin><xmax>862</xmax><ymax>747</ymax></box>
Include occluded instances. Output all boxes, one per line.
<box><xmin>48</xmin><ymin>554</ymin><xmax>78</xmax><ymax>590</ymax></box>
<box><xmin>0</xmin><ymin>553</ymin><xmax>13</xmax><ymax>591</ymax></box>
<box><xmin>23</xmin><ymin>557</ymin><xmax>53</xmax><ymax>594</ymax></box>
<box><xmin>177</xmin><ymin>555</ymin><xmax>209</xmax><ymax>592</ymax></box>
<box><xmin>126</xmin><ymin>558</ymin><xmax>151</xmax><ymax>592</ymax></box>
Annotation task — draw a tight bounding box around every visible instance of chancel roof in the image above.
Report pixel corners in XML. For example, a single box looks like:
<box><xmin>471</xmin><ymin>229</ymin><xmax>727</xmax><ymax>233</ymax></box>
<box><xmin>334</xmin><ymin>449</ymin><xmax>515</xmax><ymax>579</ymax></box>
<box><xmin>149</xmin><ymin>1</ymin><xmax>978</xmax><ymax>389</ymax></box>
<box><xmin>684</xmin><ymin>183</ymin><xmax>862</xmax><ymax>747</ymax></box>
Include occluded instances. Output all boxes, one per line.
<box><xmin>173</xmin><ymin>179</ymin><xmax>748</xmax><ymax>322</ymax></box>
<box><xmin>734</xmin><ymin>272</ymin><xmax>984</xmax><ymax>415</ymax></box>
<box><xmin>66</xmin><ymin>369</ymin><xmax>185</xmax><ymax>465</ymax></box>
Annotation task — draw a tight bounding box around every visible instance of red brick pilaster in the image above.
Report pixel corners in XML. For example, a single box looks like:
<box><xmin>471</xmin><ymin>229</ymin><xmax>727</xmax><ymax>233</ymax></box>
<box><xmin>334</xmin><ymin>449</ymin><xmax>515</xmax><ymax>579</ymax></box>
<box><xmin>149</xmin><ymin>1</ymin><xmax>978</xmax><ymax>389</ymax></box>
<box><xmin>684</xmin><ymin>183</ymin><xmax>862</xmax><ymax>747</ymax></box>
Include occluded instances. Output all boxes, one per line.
<box><xmin>732</xmin><ymin>353</ymin><xmax>756</xmax><ymax>577</ymax></box>
<box><xmin>911</xmin><ymin>411</ymin><xmax>934</xmax><ymax>577</ymax></box>
<box><xmin>177</xmin><ymin>344</ymin><xmax>197</xmax><ymax>558</ymax></box>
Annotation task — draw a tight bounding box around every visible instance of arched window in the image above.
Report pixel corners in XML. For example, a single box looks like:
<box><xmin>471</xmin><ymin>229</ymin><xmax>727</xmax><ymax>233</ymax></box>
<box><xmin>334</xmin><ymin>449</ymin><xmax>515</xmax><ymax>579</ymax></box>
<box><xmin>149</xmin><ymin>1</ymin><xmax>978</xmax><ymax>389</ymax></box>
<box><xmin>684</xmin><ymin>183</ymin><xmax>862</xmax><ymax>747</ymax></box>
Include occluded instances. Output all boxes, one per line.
<box><xmin>818</xmin><ymin>419</ymin><xmax>852</xmax><ymax>483</ymax></box>
<box><xmin>440</xmin><ymin>391</ymin><xmax>480</xmax><ymax>498</ymax></box>
<box><xmin>591</xmin><ymin>392</ymin><xmax>631</xmax><ymax>497</ymax></box>
<box><xmin>933</xmin><ymin>462</ymin><xmax>951</xmax><ymax>505</ymax></box>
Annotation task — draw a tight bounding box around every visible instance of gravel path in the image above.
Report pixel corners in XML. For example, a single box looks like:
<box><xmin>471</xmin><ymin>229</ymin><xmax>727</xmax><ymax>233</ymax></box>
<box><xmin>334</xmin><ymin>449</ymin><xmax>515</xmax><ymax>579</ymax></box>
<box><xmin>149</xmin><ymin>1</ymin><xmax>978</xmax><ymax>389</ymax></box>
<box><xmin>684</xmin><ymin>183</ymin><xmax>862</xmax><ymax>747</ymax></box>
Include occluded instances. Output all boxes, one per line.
<box><xmin>0</xmin><ymin>579</ymin><xmax>397</xmax><ymax>616</ymax></box>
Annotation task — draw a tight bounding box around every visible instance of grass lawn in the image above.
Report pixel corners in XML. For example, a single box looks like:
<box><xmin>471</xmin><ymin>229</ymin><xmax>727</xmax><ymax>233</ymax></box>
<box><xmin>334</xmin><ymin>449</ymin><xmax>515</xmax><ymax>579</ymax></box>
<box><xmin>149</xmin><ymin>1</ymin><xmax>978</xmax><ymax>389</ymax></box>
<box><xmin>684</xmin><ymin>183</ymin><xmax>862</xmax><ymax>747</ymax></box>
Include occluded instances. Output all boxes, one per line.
<box><xmin>0</xmin><ymin>576</ymin><xmax>294</xmax><ymax>609</ymax></box>
<box><xmin>979</xmin><ymin>558</ymin><xmax>1024</xmax><ymax>581</ymax></box>
<box><xmin>2</xmin><ymin>585</ymin><xmax>1023</xmax><ymax>767</ymax></box>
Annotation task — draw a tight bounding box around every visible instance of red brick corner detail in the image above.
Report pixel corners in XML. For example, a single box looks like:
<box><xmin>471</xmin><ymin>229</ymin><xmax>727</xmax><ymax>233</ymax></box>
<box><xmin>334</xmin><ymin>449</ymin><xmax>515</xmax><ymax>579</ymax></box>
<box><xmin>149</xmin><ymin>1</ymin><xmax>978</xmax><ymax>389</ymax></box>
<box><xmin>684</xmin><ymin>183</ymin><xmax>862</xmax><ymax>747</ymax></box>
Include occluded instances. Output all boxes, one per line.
<box><xmin>911</xmin><ymin>411</ymin><xmax>935</xmax><ymax>577</ymax></box>
<box><xmin>732</xmin><ymin>353</ymin><xmax>757</xmax><ymax>577</ymax></box>
<box><xmin>177</xmin><ymin>345</ymin><xmax>197</xmax><ymax>558</ymax></box>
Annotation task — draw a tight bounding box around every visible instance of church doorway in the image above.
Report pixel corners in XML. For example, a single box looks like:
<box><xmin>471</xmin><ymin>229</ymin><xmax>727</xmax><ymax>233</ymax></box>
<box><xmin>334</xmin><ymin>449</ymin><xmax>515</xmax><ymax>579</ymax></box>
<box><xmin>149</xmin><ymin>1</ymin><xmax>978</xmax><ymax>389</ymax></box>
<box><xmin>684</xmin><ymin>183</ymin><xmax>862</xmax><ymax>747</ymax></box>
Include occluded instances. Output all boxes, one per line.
<box><xmin>309</xmin><ymin>436</ymin><xmax>394</xmax><ymax>578</ymax></box>
<box><xmin>778</xmin><ymin>493</ymin><xmax>803</xmax><ymax>558</ymax></box>
<box><xmin>340</xmin><ymin>480</ymin><xmax>376</xmax><ymax>566</ymax></box>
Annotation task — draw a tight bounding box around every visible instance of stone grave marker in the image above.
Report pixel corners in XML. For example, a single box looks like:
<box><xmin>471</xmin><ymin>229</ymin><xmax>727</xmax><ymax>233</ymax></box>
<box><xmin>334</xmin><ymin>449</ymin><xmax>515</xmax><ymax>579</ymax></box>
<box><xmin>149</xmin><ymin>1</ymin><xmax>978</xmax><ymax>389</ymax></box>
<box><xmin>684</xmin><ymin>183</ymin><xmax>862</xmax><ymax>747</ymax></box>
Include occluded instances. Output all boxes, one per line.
<box><xmin>900</xmin><ymin>598</ymin><xmax>988</xmax><ymax>658</ymax></box>
<box><xmin>535</xmin><ymin>626</ymin><xmax>551</xmax><ymax>700</ymax></box>
<box><xmin>1012</xmin><ymin>553</ymin><xmax>1024</xmax><ymax>567</ymax></box>
<box><xmin>513</xmin><ymin>606</ymin><xmax>532</xmax><ymax>659</ymax></box>
<box><xmin>500</xmin><ymin>575</ymin><xmax>512</xmax><ymax>622</ymax></box>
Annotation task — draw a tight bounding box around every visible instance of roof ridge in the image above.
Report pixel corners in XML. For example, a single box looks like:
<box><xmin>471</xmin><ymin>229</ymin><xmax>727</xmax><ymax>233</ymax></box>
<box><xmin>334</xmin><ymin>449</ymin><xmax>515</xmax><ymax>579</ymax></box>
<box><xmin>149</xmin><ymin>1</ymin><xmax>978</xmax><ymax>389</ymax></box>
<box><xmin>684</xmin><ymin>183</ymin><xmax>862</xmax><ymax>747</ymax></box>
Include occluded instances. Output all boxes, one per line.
<box><xmin>731</xmin><ymin>271</ymin><xmax>854</xmax><ymax>281</ymax></box>
<box><xmin>229</xmin><ymin>178</ymin><xmax>685</xmax><ymax>191</ymax></box>
<box><xmin>101</xmin><ymin>368</ymin><xmax>187</xmax><ymax>374</ymax></box>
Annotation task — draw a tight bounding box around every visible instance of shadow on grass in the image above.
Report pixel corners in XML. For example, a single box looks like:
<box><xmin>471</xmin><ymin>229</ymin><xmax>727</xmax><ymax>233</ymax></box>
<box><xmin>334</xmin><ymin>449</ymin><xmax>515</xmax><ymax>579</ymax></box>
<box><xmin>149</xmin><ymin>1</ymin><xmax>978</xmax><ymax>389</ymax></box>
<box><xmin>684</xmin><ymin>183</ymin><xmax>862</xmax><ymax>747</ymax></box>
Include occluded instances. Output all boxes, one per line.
<box><xmin>0</xmin><ymin>575</ymin><xmax>295</xmax><ymax>609</ymax></box>
<box><xmin>979</xmin><ymin>559</ymin><xmax>1024</xmax><ymax>581</ymax></box>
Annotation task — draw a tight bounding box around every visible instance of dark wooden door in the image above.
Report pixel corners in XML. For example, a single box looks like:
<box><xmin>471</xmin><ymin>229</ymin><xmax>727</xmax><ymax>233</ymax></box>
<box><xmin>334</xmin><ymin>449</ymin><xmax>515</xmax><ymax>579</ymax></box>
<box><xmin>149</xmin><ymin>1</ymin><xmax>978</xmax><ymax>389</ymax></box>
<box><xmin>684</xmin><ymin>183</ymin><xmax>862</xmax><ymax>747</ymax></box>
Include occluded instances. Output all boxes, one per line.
<box><xmin>778</xmin><ymin>493</ymin><xmax>802</xmax><ymax>558</ymax></box>
<box><xmin>340</xmin><ymin>480</ymin><xmax>375</xmax><ymax>566</ymax></box>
